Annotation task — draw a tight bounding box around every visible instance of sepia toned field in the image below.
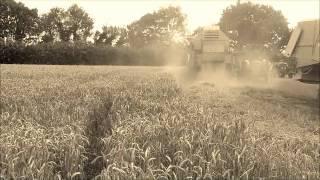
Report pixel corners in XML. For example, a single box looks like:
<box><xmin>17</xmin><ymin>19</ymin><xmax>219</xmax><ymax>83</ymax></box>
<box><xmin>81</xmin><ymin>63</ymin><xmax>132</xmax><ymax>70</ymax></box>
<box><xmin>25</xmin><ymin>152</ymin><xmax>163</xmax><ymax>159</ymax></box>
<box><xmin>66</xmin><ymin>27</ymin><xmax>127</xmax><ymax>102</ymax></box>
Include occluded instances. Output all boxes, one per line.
<box><xmin>0</xmin><ymin>64</ymin><xmax>319</xmax><ymax>179</ymax></box>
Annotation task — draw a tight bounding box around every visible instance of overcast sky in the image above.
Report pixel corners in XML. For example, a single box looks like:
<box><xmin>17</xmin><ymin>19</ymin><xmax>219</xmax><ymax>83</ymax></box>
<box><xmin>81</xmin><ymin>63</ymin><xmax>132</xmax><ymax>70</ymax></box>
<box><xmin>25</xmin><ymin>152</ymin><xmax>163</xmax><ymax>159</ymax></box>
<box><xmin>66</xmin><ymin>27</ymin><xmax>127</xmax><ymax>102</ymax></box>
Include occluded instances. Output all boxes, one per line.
<box><xmin>17</xmin><ymin>0</ymin><xmax>320</xmax><ymax>33</ymax></box>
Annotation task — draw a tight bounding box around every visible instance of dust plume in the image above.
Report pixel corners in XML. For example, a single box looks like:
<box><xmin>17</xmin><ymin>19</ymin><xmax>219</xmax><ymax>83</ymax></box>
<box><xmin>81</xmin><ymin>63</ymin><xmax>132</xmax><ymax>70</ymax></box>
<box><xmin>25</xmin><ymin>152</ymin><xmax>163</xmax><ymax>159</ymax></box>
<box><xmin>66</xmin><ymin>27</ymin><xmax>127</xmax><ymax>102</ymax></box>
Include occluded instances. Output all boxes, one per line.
<box><xmin>166</xmin><ymin>65</ymin><xmax>319</xmax><ymax>100</ymax></box>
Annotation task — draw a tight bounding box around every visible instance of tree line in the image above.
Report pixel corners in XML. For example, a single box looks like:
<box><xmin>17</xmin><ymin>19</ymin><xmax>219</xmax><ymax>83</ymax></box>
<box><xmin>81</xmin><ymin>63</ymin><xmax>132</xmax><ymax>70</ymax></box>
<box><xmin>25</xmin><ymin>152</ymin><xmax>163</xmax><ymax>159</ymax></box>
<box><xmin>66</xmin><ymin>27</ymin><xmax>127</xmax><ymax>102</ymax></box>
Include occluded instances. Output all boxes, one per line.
<box><xmin>0</xmin><ymin>0</ymin><xmax>290</xmax><ymax>65</ymax></box>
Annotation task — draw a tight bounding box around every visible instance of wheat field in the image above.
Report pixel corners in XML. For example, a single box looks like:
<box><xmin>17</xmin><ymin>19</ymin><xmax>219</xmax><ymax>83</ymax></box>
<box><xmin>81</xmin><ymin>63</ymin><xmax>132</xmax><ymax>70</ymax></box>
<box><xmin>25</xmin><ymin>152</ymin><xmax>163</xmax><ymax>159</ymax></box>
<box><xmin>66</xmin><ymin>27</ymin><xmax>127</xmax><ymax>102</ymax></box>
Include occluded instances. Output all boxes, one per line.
<box><xmin>0</xmin><ymin>64</ymin><xmax>319</xmax><ymax>180</ymax></box>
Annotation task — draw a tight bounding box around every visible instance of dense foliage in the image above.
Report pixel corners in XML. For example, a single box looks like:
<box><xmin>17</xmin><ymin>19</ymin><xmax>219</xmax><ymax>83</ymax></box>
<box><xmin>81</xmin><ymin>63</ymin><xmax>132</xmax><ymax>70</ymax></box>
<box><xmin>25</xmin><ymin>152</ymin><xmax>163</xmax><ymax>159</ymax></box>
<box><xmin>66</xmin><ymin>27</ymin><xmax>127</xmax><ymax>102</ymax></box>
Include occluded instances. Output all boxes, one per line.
<box><xmin>40</xmin><ymin>5</ymin><xmax>94</xmax><ymax>42</ymax></box>
<box><xmin>219</xmin><ymin>2</ymin><xmax>290</xmax><ymax>49</ymax></box>
<box><xmin>94</xmin><ymin>26</ymin><xmax>128</xmax><ymax>46</ymax></box>
<box><xmin>0</xmin><ymin>0</ymin><xmax>39</xmax><ymax>42</ymax></box>
<box><xmin>127</xmin><ymin>6</ymin><xmax>186</xmax><ymax>48</ymax></box>
<box><xmin>0</xmin><ymin>41</ymin><xmax>187</xmax><ymax>65</ymax></box>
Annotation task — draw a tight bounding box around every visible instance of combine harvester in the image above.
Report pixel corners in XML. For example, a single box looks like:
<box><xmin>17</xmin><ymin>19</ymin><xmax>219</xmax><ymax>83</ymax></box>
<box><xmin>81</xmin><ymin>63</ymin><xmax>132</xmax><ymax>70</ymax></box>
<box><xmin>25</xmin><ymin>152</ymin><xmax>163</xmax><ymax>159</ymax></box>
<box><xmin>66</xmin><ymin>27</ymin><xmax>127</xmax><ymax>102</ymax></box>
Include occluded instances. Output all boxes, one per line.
<box><xmin>283</xmin><ymin>19</ymin><xmax>320</xmax><ymax>84</ymax></box>
<box><xmin>186</xmin><ymin>26</ymin><xmax>233</xmax><ymax>72</ymax></box>
<box><xmin>186</xmin><ymin>25</ymin><xmax>272</xmax><ymax>82</ymax></box>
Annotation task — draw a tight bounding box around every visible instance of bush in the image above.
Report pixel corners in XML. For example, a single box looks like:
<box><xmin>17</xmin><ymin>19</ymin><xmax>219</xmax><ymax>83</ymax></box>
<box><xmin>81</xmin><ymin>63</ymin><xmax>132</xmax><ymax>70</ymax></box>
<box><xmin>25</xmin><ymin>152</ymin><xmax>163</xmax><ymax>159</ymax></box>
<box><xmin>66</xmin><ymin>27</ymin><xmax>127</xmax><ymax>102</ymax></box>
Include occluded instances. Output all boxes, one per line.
<box><xmin>0</xmin><ymin>41</ymin><xmax>187</xmax><ymax>65</ymax></box>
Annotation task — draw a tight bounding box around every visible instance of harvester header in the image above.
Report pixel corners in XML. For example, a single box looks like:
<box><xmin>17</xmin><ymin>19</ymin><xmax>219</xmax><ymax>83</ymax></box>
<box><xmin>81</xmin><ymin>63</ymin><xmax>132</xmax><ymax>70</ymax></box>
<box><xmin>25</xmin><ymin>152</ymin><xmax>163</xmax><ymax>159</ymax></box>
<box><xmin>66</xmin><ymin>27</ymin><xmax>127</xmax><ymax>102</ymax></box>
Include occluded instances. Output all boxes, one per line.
<box><xmin>283</xmin><ymin>19</ymin><xmax>319</xmax><ymax>83</ymax></box>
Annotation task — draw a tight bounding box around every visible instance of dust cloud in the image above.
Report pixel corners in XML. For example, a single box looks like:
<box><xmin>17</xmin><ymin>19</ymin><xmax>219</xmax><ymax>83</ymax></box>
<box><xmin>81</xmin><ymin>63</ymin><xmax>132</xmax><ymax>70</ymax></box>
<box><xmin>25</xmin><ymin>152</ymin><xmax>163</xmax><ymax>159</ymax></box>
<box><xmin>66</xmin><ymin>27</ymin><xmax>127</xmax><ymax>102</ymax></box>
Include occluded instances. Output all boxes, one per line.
<box><xmin>165</xmin><ymin>66</ymin><xmax>319</xmax><ymax>100</ymax></box>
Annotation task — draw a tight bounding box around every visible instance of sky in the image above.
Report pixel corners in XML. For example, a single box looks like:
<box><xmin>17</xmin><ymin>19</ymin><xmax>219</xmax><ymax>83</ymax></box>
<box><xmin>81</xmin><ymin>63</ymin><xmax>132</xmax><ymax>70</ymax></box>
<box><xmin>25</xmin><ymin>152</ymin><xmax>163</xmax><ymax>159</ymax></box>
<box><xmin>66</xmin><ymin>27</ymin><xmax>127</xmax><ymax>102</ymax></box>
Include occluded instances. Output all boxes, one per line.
<box><xmin>17</xmin><ymin>0</ymin><xmax>320</xmax><ymax>33</ymax></box>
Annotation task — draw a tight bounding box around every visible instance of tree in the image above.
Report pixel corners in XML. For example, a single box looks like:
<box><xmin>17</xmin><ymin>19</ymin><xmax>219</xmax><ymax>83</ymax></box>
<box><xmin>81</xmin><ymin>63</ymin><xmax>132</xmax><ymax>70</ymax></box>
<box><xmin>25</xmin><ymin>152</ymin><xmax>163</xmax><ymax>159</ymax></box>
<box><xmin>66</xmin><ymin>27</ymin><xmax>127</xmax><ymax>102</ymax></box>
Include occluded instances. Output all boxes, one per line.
<box><xmin>65</xmin><ymin>4</ymin><xmax>94</xmax><ymax>41</ymax></box>
<box><xmin>94</xmin><ymin>26</ymin><xmax>127</xmax><ymax>46</ymax></box>
<box><xmin>219</xmin><ymin>2</ymin><xmax>289</xmax><ymax>49</ymax></box>
<box><xmin>0</xmin><ymin>0</ymin><xmax>39</xmax><ymax>42</ymax></box>
<box><xmin>39</xmin><ymin>4</ymin><xmax>93</xmax><ymax>42</ymax></box>
<box><xmin>0</xmin><ymin>0</ymin><xmax>16</xmax><ymax>39</ymax></box>
<box><xmin>40</xmin><ymin>8</ymin><xmax>67</xmax><ymax>42</ymax></box>
<box><xmin>115</xmin><ymin>27</ymin><xmax>128</xmax><ymax>46</ymax></box>
<box><xmin>127</xmin><ymin>6</ymin><xmax>186</xmax><ymax>47</ymax></box>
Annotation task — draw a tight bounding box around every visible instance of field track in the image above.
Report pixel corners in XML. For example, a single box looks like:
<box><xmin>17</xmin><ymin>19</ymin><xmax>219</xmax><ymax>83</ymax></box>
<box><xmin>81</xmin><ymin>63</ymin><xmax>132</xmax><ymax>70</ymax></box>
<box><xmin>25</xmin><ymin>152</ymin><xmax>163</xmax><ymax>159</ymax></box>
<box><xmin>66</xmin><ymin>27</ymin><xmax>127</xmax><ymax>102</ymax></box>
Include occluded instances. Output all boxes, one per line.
<box><xmin>1</xmin><ymin>64</ymin><xmax>319</xmax><ymax>179</ymax></box>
